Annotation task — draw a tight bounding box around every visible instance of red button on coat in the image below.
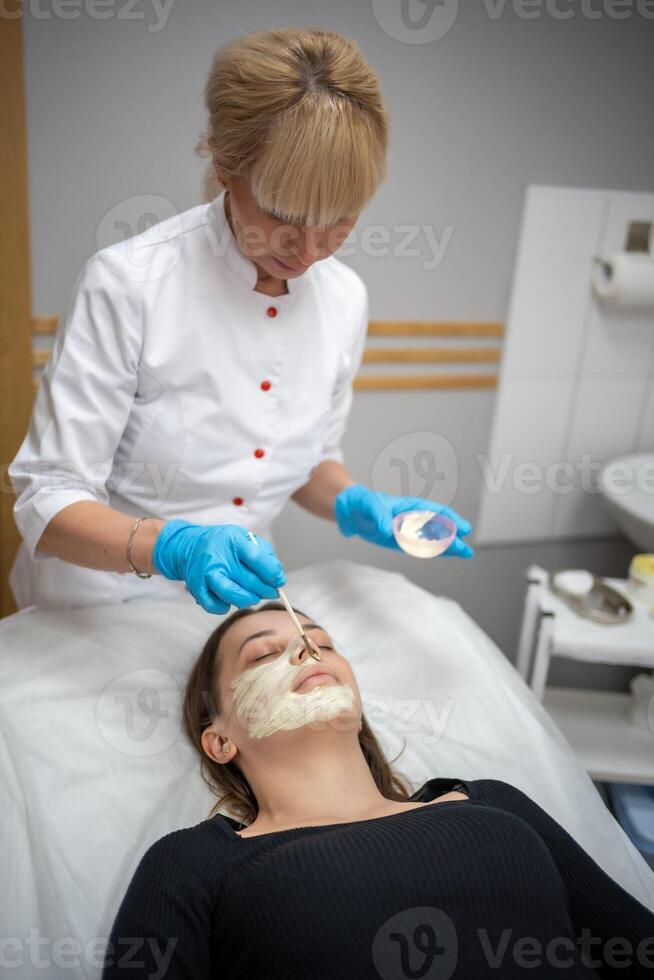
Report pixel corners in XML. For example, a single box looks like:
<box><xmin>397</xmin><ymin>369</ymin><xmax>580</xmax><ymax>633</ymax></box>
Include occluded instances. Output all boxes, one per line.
<box><xmin>233</xmin><ymin>497</ymin><xmax>244</xmax><ymax>506</ymax></box>
<box><xmin>254</xmin><ymin>448</ymin><xmax>265</xmax><ymax>458</ymax></box>
<box><xmin>266</xmin><ymin>306</ymin><xmax>278</xmax><ymax>318</ymax></box>
<box><xmin>260</xmin><ymin>380</ymin><xmax>271</xmax><ymax>391</ymax></box>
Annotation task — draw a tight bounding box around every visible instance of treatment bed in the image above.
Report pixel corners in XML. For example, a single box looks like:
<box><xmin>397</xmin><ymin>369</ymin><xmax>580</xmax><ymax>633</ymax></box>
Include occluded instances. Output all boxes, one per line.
<box><xmin>1</xmin><ymin>559</ymin><xmax>652</xmax><ymax>980</ymax></box>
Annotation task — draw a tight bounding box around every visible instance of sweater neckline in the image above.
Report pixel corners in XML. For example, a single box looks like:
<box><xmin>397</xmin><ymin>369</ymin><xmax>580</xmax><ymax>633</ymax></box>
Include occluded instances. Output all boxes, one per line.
<box><xmin>215</xmin><ymin>777</ymin><xmax>473</xmax><ymax>842</ymax></box>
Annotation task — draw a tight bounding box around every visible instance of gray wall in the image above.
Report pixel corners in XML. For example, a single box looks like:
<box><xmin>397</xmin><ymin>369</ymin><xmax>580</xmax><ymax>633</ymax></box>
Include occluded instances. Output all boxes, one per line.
<box><xmin>24</xmin><ymin>0</ymin><xmax>653</xmax><ymax>684</ymax></box>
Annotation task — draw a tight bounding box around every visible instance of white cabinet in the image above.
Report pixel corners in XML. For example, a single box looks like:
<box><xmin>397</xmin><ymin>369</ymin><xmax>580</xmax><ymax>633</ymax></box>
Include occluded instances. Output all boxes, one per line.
<box><xmin>517</xmin><ymin>564</ymin><xmax>654</xmax><ymax>784</ymax></box>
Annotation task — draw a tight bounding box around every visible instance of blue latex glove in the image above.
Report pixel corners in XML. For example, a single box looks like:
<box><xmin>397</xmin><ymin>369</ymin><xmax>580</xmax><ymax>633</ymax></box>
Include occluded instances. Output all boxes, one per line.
<box><xmin>152</xmin><ymin>520</ymin><xmax>286</xmax><ymax>614</ymax></box>
<box><xmin>333</xmin><ymin>484</ymin><xmax>474</xmax><ymax>558</ymax></box>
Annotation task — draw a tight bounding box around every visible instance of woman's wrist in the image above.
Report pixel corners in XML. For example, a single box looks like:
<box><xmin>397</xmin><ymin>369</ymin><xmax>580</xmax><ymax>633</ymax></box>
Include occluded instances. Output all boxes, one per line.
<box><xmin>129</xmin><ymin>517</ymin><xmax>167</xmax><ymax>576</ymax></box>
<box><xmin>292</xmin><ymin>461</ymin><xmax>357</xmax><ymax>521</ymax></box>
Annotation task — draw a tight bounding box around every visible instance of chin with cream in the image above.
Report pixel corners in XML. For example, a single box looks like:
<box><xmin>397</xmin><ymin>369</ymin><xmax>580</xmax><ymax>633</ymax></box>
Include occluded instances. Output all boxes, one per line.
<box><xmin>229</xmin><ymin>635</ymin><xmax>357</xmax><ymax>740</ymax></box>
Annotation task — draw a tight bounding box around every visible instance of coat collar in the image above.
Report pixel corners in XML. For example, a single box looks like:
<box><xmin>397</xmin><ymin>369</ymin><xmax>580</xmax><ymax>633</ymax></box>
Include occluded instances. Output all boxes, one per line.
<box><xmin>206</xmin><ymin>189</ymin><xmax>304</xmax><ymax>294</ymax></box>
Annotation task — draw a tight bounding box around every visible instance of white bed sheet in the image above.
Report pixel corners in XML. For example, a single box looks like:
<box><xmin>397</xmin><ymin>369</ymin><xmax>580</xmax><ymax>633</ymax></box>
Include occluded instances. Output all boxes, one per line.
<box><xmin>1</xmin><ymin>559</ymin><xmax>652</xmax><ymax>980</ymax></box>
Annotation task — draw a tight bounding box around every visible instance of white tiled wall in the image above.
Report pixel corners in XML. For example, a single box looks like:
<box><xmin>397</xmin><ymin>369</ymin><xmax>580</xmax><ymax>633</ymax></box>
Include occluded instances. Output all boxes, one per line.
<box><xmin>477</xmin><ymin>185</ymin><xmax>654</xmax><ymax>546</ymax></box>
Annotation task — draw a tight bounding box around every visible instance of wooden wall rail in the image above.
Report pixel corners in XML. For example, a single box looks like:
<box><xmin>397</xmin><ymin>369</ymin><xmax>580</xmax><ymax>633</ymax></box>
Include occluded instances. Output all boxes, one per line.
<box><xmin>31</xmin><ymin>317</ymin><xmax>504</xmax><ymax>393</ymax></box>
<box><xmin>355</xmin><ymin>374</ymin><xmax>498</xmax><ymax>390</ymax></box>
<box><xmin>355</xmin><ymin>320</ymin><xmax>503</xmax><ymax>391</ymax></box>
<box><xmin>362</xmin><ymin>347</ymin><xmax>500</xmax><ymax>364</ymax></box>
<box><xmin>32</xmin><ymin>315</ymin><xmax>58</xmax><ymax>335</ymax></box>
<box><xmin>367</xmin><ymin>320</ymin><xmax>503</xmax><ymax>337</ymax></box>
<box><xmin>31</xmin><ymin>317</ymin><xmax>506</xmax><ymax>338</ymax></box>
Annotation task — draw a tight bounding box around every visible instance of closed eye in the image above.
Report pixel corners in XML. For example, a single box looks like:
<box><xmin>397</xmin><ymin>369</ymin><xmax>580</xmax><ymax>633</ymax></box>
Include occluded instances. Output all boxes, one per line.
<box><xmin>252</xmin><ymin>644</ymin><xmax>333</xmax><ymax>663</ymax></box>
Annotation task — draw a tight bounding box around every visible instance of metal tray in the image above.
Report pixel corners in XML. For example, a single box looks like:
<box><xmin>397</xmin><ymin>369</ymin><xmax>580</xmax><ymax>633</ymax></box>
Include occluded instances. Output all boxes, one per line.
<box><xmin>549</xmin><ymin>571</ymin><xmax>634</xmax><ymax>625</ymax></box>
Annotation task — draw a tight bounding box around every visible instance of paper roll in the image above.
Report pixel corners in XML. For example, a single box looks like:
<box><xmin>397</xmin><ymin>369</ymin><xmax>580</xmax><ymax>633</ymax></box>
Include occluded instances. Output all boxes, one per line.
<box><xmin>592</xmin><ymin>253</ymin><xmax>654</xmax><ymax>308</ymax></box>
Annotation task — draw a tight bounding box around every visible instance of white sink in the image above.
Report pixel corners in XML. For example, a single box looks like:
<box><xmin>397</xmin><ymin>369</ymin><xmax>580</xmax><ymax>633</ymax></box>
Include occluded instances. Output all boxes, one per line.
<box><xmin>600</xmin><ymin>453</ymin><xmax>654</xmax><ymax>551</ymax></box>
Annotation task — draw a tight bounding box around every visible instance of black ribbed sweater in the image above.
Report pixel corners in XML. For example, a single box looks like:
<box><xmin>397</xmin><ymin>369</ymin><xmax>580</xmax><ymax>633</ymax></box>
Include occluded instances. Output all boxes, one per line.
<box><xmin>101</xmin><ymin>778</ymin><xmax>654</xmax><ymax>978</ymax></box>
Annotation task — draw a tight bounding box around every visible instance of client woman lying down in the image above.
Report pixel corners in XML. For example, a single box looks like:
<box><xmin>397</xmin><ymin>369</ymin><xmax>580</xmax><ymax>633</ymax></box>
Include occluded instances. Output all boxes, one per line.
<box><xmin>102</xmin><ymin>603</ymin><xmax>654</xmax><ymax>979</ymax></box>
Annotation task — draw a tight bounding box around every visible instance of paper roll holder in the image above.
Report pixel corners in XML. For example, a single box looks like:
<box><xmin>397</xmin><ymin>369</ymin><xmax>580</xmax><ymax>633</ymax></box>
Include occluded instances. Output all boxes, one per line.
<box><xmin>592</xmin><ymin>219</ymin><xmax>654</xmax><ymax>300</ymax></box>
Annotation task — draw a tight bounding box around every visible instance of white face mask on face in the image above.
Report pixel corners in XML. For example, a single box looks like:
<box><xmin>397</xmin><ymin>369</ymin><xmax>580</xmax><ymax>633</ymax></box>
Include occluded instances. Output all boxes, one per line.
<box><xmin>229</xmin><ymin>636</ymin><xmax>356</xmax><ymax>740</ymax></box>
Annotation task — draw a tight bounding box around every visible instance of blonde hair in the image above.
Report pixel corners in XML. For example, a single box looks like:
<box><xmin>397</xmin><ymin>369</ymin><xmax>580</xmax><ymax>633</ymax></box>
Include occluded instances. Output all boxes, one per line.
<box><xmin>196</xmin><ymin>26</ymin><xmax>389</xmax><ymax>226</ymax></box>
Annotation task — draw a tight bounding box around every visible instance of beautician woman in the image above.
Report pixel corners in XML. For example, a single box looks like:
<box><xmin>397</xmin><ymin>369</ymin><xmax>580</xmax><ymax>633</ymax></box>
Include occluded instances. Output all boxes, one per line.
<box><xmin>9</xmin><ymin>26</ymin><xmax>473</xmax><ymax>613</ymax></box>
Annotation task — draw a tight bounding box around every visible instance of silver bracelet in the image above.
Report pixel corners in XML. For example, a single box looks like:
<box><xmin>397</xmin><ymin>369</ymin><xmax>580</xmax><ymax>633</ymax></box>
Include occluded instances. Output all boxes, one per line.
<box><xmin>126</xmin><ymin>517</ymin><xmax>153</xmax><ymax>579</ymax></box>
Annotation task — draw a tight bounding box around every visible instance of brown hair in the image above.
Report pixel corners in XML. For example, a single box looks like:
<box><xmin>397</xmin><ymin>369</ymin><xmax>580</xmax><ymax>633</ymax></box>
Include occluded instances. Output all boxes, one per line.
<box><xmin>183</xmin><ymin>601</ymin><xmax>412</xmax><ymax>826</ymax></box>
<box><xmin>196</xmin><ymin>26</ymin><xmax>389</xmax><ymax>225</ymax></box>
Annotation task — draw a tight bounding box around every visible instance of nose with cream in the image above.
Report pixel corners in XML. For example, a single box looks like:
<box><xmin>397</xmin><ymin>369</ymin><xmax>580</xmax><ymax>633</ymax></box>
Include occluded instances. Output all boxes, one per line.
<box><xmin>230</xmin><ymin>635</ymin><xmax>356</xmax><ymax>740</ymax></box>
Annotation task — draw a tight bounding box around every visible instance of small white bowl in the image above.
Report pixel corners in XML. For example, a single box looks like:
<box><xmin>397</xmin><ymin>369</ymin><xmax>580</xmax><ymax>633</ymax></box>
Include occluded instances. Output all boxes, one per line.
<box><xmin>392</xmin><ymin>510</ymin><xmax>457</xmax><ymax>559</ymax></box>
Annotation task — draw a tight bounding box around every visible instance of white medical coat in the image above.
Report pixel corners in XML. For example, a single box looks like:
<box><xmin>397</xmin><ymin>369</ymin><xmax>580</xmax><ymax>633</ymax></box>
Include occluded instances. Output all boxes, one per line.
<box><xmin>9</xmin><ymin>190</ymin><xmax>368</xmax><ymax>608</ymax></box>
